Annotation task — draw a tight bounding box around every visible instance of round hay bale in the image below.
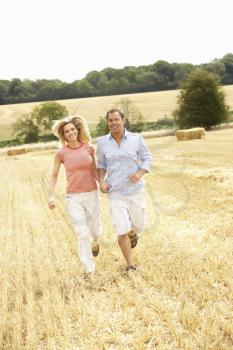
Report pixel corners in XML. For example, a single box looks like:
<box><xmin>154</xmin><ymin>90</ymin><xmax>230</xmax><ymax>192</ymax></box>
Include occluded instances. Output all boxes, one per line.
<box><xmin>175</xmin><ymin>127</ymin><xmax>205</xmax><ymax>141</ymax></box>
<box><xmin>7</xmin><ymin>148</ymin><xmax>27</xmax><ymax>156</ymax></box>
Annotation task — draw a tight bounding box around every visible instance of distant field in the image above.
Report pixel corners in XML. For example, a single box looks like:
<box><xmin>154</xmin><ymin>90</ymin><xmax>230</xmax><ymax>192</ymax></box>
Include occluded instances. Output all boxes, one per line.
<box><xmin>1</xmin><ymin>85</ymin><xmax>233</xmax><ymax>141</ymax></box>
<box><xmin>1</xmin><ymin>129</ymin><xmax>232</xmax><ymax>349</ymax></box>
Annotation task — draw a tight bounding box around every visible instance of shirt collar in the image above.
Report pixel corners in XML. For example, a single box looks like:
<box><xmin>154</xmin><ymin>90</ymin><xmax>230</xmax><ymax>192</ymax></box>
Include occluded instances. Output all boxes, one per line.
<box><xmin>108</xmin><ymin>128</ymin><xmax>128</xmax><ymax>140</ymax></box>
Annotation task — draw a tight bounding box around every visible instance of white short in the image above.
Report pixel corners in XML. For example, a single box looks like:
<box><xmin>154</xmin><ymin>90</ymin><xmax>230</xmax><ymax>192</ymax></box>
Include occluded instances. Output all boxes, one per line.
<box><xmin>108</xmin><ymin>191</ymin><xmax>147</xmax><ymax>236</ymax></box>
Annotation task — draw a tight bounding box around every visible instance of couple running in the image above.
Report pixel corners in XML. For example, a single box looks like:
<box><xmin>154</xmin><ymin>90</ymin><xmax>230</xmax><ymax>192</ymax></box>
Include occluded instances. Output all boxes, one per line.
<box><xmin>48</xmin><ymin>108</ymin><xmax>152</xmax><ymax>275</ymax></box>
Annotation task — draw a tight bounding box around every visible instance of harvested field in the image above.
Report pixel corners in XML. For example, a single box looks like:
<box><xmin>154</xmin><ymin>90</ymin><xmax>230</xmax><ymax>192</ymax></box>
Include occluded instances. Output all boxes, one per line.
<box><xmin>0</xmin><ymin>129</ymin><xmax>233</xmax><ymax>349</ymax></box>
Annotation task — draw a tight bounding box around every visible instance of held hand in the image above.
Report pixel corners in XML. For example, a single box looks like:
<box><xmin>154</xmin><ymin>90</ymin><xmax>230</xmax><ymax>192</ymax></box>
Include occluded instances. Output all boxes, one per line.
<box><xmin>129</xmin><ymin>172</ymin><xmax>142</xmax><ymax>183</ymax></box>
<box><xmin>48</xmin><ymin>197</ymin><xmax>56</xmax><ymax>209</ymax></box>
<box><xmin>100</xmin><ymin>182</ymin><xmax>110</xmax><ymax>193</ymax></box>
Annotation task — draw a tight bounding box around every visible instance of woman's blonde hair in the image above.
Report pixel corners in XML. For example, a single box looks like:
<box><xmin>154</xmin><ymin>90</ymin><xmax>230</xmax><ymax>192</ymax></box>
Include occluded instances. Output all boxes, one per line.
<box><xmin>52</xmin><ymin>115</ymin><xmax>91</xmax><ymax>146</ymax></box>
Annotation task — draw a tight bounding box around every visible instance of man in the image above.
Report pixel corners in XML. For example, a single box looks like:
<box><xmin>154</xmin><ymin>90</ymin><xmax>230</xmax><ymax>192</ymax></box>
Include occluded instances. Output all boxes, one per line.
<box><xmin>96</xmin><ymin>108</ymin><xmax>152</xmax><ymax>272</ymax></box>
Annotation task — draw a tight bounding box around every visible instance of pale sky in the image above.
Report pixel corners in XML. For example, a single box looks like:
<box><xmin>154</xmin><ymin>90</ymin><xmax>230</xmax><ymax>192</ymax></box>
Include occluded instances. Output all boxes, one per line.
<box><xmin>1</xmin><ymin>0</ymin><xmax>232</xmax><ymax>82</ymax></box>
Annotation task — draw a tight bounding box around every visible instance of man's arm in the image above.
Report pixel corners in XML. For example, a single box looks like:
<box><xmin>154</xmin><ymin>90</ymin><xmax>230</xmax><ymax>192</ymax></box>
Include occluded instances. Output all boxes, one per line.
<box><xmin>129</xmin><ymin>168</ymin><xmax>147</xmax><ymax>183</ymax></box>
<box><xmin>96</xmin><ymin>140</ymin><xmax>110</xmax><ymax>193</ymax></box>
<box><xmin>129</xmin><ymin>135</ymin><xmax>152</xmax><ymax>183</ymax></box>
<box><xmin>97</xmin><ymin>168</ymin><xmax>110</xmax><ymax>193</ymax></box>
<box><xmin>138</xmin><ymin>135</ymin><xmax>152</xmax><ymax>172</ymax></box>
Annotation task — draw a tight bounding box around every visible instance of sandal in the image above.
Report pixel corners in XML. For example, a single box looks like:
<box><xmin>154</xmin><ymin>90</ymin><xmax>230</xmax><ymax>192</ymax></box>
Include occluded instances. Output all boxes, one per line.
<box><xmin>126</xmin><ymin>264</ymin><xmax>138</xmax><ymax>272</ymax></box>
<box><xmin>128</xmin><ymin>232</ymin><xmax>139</xmax><ymax>248</ymax></box>
<box><xmin>91</xmin><ymin>243</ymin><xmax>99</xmax><ymax>257</ymax></box>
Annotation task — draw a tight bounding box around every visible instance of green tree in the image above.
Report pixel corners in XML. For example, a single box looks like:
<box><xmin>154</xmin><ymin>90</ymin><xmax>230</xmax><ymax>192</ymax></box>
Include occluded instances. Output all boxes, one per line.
<box><xmin>85</xmin><ymin>71</ymin><xmax>104</xmax><ymax>91</ymax></box>
<box><xmin>221</xmin><ymin>53</ymin><xmax>233</xmax><ymax>84</ymax></box>
<box><xmin>94</xmin><ymin>98</ymin><xmax>146</xmax><ymax>137</ymax></box>
<box><xmin>35</xmin><ymin>80</ymin><xmax>64</xmax><ymax>101</ymax></box>
<box><xmin>152</xmin><ymin>60</ymin><xmax>176</xmax><ymax>89</ymax></box>
<box><xmin>12</xmin><ymin>114</ymin><xmax>40</xmax><ymax>143</ymax></box>
<box><xmin>8</xmin><ymin>78</ymin><xmax>23</xmax><ymax>97</ymax></box>
<box><xmin>137</xmin><ymin>71</ymin><xmax>160</xmax><ymax>91</ymax></box>
<box><xmin>32</xmin><ymin>101</ymin><xmax>68</xmax><ymax>133</ymax></box>
<box><xmin>172</xmin><ymin>63</ymin><xmax>194</xmax><ymax>86</ymax></box>
<box><xmin>203</xmin><ymin>59</ymin><xmax>225</xmax><ymax>81</ymax></box>
<box><xmin>173</xmin><ymin>69</ymin><xmax>229</xmax><ymax>129</ymax></box>
<box><xmin>73</xmin><ymin>80</ymin><xmax>94</xmax><ymax>97</ymax></box>
<box><xmin>0</xmin><ymin>80</ymin><xmax>10</xmax><ymax>104</ymax></box>
<box><xmin>116</xmin><ymin>97</ymin><xmax>145</xmax><ymax>131</ymax></box>
<box><xmin>91</xmin><ymin>116</ymin><xmax>109</xmax><ymax>137</ymax></box>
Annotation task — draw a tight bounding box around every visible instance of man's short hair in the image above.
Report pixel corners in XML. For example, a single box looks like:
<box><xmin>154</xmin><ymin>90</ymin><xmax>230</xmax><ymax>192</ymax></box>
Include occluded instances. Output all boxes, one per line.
<box><xmin>106</xmin><ymin>108</ymin><xmax>125</xmax><ymax>120</ymax></box>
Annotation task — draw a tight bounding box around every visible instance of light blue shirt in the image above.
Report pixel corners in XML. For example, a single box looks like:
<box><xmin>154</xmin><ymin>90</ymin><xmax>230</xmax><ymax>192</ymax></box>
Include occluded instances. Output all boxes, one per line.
<box><xmin>96</xmin><ymin>129</ymin><xmax>152</xmax><ymax>195</ymax></box>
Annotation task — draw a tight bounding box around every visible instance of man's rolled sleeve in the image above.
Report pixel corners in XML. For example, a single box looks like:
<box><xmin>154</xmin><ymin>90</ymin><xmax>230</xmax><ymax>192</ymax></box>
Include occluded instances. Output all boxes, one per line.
<box><xmin>139</xmin><ymin>135</ymin><xmax>152</xmax><ymax>172</ymax></box>
<box><xmin>96</xmin><ymin>142</ymin><xmax>107</xmax><ymax>169</ymax></box>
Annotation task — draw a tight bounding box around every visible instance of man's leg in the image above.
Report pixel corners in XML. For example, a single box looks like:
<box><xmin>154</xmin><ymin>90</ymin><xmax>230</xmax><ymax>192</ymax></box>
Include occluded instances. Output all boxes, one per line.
<box><xmin>129</xmin><ymin>192</ymin><xmax>147</xmax><ymax>240</ymax></box>
<box><xmin>128</xmin><ymin>230</ymin><xmax>139</xmax><ymax>248</ymax></box>
<box><xmin>108</xmin><ymin>193</ymin><xmax>138</xmax><ymax>269</ymax></box>
<box><xmin>118</xmin><ymin>233</ymin><xmax>134</xmax><ymax>266</ymax></box>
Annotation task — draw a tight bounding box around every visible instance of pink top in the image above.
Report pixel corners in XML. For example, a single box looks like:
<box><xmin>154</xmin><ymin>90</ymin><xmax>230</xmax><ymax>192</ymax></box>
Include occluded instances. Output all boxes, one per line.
<box><xmin>57</xmin><ymin>143</ymin><xmax>97</xmax><ymax>194</ymax></box>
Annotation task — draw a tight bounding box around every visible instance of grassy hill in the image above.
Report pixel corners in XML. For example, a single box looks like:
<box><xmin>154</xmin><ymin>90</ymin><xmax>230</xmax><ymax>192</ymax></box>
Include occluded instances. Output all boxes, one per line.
<box><xmin>1</xmin><ymin>85</ymin><xmax>233</xmax><ymax>141</ymax></box>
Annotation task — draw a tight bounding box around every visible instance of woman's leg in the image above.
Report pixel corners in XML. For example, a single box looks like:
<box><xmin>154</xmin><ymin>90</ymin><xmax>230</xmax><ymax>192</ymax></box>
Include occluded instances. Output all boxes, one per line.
<box><xmin>66</xmin><ymin>194</ymin><xmax>95</xmax><ymax>273</ymax></box>
<box><xmin>85</xmin><ymin>191</ymin><xmax>101</xmax><ymax>243</ymax></box>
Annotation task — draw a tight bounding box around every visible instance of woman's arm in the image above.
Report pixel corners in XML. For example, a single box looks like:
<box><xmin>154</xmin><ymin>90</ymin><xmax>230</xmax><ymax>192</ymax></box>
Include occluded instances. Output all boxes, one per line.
<box><xmin>91</xmin><ymin>154</ymin><xmax>100</xmax><ymax>183</ymax></box>
<box><xmin>48</xmin><ymin>154</ymin><xmax>61</xmax><ymax>209</ymax></box>
<box><xmin>97</xmin><ymin>168</ymin><xmax>110</xmax><ymax>193</ymax></box>
<box><xmin>95</xmin><ymin>142</ymin><xmax>109</xmax><ymax>193</ymax></box>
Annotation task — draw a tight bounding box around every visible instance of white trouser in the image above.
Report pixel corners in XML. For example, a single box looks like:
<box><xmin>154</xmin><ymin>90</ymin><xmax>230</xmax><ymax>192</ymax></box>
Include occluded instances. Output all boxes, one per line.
<box><xmin>66</xmin><ymin>190</ymin><xmax>101</xmax><ymax>273</ymax></box>
<box><xmin>108</xmin><ymin>191</ymin><xmax>147</xmax><ymax>236</ymax></box>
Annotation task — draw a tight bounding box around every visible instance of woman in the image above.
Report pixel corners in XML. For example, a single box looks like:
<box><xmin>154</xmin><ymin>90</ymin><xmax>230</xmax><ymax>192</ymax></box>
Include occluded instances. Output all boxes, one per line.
<box><xmin>48</xmin><ymin>115</ymin><xmax>100</xmax><ymax>276</ymax></box>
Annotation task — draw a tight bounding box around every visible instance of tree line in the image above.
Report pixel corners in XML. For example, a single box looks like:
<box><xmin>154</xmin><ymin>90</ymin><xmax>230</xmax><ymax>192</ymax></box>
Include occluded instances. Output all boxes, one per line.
<box><xmin>2</xmin><ymin>68</ymin><xmax>228</xmax><ymax>148</ymax></box>
<box><xmin>0</xmin><ymin>54</ymin><xmax>233</xmax><ymax>105</ymax></box>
